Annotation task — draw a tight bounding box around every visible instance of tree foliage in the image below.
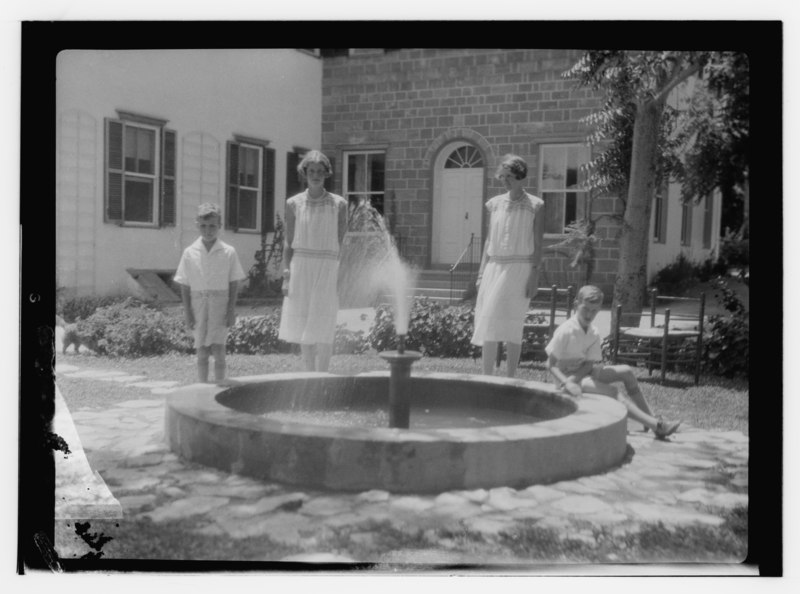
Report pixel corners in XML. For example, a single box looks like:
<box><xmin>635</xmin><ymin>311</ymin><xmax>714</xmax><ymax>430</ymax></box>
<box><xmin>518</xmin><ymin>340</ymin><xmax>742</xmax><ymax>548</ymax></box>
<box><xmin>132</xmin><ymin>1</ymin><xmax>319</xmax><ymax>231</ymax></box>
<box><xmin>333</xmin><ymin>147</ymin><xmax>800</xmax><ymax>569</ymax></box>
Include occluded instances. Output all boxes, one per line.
<box><xmin>562</xmin><ymin>50</ymin><xmax>748</xmax><ymax>323</ymax></box>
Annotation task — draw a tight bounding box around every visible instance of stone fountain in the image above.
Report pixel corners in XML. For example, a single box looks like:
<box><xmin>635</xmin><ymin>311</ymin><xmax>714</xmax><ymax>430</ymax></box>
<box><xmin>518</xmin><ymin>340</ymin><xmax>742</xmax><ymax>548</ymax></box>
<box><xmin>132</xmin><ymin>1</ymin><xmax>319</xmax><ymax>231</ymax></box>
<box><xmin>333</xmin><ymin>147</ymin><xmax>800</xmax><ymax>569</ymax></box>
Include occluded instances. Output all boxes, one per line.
<box><xmin>165</xmin><ymin>201</ymin><xmax>628</xmax><ymax>492</ymax></box>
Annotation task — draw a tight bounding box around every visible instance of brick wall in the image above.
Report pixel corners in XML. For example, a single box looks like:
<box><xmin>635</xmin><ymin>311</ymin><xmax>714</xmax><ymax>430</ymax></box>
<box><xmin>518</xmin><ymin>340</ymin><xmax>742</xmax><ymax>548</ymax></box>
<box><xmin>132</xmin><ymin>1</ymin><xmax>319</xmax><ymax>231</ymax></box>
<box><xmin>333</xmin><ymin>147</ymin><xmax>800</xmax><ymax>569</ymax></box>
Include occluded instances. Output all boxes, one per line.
<box><xmin>321</xmin><ymin>48</ymin><xmax>622</xmax><ymax>300</ymax></box>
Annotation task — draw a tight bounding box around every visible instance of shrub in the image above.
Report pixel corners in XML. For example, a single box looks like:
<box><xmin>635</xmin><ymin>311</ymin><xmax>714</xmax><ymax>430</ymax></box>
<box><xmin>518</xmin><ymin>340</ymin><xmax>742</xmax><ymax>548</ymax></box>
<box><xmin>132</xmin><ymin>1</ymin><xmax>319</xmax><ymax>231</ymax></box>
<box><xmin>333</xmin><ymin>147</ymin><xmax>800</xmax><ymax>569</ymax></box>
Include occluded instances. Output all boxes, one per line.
<box><xmin>243</xmin><ymin>215</ymin><xmax>285</xmax><ymax>298</ymax></box>
<box><xmin>57</xmin><ymin>293</ymin><xmax>130</xmax><ymax>323</ymax></box>
<box><xmin>226</xmin><ymin>311</ymin><xmax>290</xmax><ymax>355</ymax></box>
<box><xmin>718</xmin><ymin>234</ymin><xmax>749</xmax><ymax>271</ymax></box>
<box><xmin>650</xmin><ymin>253</ymin><xmax>729</xmax><ymax>295</ymax></box>
<box><xmin>368</xmin><ymin>297</ymin><xmax>479</xmax><ymax>357</ymax></box>
<box><xmin>368</xmin><ymin>297</ymin><xmax>555</xmax><ymax>359</ymax></box>
<box><xmin>79</xmin><ymin>298</ymin><xmax>191</xmax><ymax>357</ymax></box>
<box><xmin>703</xmin><ymin>279</ymin><xmax>749</xmax><ymax>378</ymax></box>
<box><xmin>334</xmin><ymin>326</ymin><xmax>369</xmax><ymax>355</ymax></box>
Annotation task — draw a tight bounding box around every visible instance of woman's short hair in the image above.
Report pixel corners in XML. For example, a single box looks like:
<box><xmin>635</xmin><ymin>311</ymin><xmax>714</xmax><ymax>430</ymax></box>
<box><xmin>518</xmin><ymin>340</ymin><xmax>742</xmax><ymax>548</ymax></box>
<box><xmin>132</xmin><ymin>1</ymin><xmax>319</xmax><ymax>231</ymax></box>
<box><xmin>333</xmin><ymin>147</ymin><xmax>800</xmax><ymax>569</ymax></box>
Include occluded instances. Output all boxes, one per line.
<box><xmin>495</xmin><ymin>154</ymin><xmax>528</xmax><ymax>180</ymax></box>
<box><xmin>297</xmin><ymin>150</ymin><xmax>333</xmax><ymax>178</ymax></box>
<box><xmin>576</xmin><ymin>285</ymin><xmax>604</xmax><ymax>306</ymax></box>
<box><xmin>197</xmin><ymin>202</ymin><xmax>222</xmax><ymax>221</ymax></box>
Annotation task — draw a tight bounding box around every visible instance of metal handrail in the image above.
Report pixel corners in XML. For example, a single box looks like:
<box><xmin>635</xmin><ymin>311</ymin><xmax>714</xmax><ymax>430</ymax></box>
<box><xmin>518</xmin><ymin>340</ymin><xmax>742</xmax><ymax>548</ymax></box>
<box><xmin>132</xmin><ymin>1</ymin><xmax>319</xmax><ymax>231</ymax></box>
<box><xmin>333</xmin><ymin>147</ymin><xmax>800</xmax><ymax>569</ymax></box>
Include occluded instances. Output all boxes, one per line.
<box><xmin>448</xmin><ymin>234</ymin><xmax>481</xmax><ymax>303</ymax></box>
<box><xmin>449</xmin><ymin>234</ymin><xmax>475</xmax><ymax>274</ymax></box>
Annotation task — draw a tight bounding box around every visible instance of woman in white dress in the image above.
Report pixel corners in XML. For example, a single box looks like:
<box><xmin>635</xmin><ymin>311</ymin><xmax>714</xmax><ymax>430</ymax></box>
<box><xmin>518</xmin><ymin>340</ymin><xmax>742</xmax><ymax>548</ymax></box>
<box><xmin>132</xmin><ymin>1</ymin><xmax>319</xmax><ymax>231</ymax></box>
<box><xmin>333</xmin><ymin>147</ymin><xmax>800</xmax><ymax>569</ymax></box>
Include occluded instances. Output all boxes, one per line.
<box><xmin>471</xmin><ymin>155</ymin><xmax>545</xmax><ymax>377</ymax></box>
<box><xmin>278</xmin><ymin>150</ymin><xmax>348</xmax><ymax>371</ymax></box>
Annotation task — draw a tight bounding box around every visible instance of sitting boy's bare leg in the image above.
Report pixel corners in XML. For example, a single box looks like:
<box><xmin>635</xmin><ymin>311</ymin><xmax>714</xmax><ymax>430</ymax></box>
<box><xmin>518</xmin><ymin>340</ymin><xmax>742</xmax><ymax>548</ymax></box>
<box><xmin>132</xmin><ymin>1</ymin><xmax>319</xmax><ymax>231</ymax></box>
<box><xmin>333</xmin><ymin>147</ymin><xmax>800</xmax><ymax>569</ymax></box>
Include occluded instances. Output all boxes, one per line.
<box><xmin>197</xmin><ymin>346</ymin><xmax>210</xmax><ymax>383</ymax></box>
<box><xmin>505</xmin><ymin>342</ymin><xmax>522</xmax><ymax>377</ymax></box>
<box><xmin>482</xmin><ymin>341</ymin><xmax>498</xmax><ymax>375</ymax></box>
<box><xmin>592</xmin><ymin>364</ymin><xmax>655</xmax><ymax>421</ymax></box>
<box><xmin>580</xmin><ymin>376</ymin><xmax>660</xmax><ymax>431</ymax></box>
<box><xmin>301</xmin><ymin>344</ymin><xmax>317</xmax><ymax>372</ymax></box>
<box><xmin>316</xmin><ymin>343</ymin><xmax>333</xmax><ymax>372</ymax></box>
<box><xmin>211</xmin><ymin>344</ymin><xmax>226</xmax><ymax>382</ymax></box>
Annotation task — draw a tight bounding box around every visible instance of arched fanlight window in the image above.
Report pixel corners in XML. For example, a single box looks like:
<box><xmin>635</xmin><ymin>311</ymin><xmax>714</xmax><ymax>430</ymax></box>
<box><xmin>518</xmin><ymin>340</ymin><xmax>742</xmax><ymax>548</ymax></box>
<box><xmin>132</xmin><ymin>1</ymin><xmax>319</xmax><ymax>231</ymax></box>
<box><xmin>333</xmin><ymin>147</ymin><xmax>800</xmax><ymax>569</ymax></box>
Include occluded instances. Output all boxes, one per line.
<box><xmin>444</xmin><ymin>145</ymin><xmax>484</xmax><ymax>169</ymax></box>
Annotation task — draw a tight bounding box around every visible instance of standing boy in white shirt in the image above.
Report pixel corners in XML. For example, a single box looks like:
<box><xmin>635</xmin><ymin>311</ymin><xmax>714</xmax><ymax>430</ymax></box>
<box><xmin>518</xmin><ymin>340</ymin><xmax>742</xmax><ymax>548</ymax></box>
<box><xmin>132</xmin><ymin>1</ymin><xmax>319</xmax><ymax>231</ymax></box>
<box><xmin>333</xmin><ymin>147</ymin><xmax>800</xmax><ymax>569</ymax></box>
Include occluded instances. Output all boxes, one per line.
<box><xmin>174</xmin><ymin>203</ymin><xmax>246</xmax><ymax>383</ymax></box>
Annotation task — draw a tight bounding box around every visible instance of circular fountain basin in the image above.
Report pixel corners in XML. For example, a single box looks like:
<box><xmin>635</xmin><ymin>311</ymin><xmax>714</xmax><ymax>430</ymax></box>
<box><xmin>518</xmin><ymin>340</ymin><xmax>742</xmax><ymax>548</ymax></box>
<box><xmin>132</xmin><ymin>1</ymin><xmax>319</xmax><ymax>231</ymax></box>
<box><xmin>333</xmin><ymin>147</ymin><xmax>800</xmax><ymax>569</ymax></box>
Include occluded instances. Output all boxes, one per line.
<box><xmin>165</xmin><ymin>372</ymin><xmax>628</xmax><ymax>493</ymax></box>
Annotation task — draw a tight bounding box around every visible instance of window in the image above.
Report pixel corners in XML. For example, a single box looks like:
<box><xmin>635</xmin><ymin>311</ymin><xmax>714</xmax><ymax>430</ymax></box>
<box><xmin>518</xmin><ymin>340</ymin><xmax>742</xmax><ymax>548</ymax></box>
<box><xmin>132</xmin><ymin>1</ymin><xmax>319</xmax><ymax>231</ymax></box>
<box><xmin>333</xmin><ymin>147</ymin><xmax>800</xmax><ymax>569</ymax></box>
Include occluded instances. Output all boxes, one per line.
<box><xmin>226</xmin><ymin>138</ymin><xmax>275</xmax><ymax>233</ymax></box>
<box><xmin>538</xmin><ymin>144</ymin><xmax>589</xmax><ymax>234</ymax></box>
<box><xmin>680</xmin><ymin>200</ymin><xmax>693</xmax><ymax>246</ymax></box>
<box><xmin>444</xmin><ymin>145</ymin><xmax>483</xmax><ymax>169</ymax></box>
<box><xmin>653</xmin><ymin>186</ymin><xmax>668</xmax><ymax>244</ymax></box>
<box><xmin>344</xmin><ymin>151</ymin><xmax>385</xmax><ymax>213</ymax></box>
<box><xmin>702</xmin><ymin>194</ymin><xmax>713</xmax><ymax>249</ymax></box>
<box><xmin>104</xmin><ymin>115</ymin><xmax>176</xmax><ymax>226</ymax></box>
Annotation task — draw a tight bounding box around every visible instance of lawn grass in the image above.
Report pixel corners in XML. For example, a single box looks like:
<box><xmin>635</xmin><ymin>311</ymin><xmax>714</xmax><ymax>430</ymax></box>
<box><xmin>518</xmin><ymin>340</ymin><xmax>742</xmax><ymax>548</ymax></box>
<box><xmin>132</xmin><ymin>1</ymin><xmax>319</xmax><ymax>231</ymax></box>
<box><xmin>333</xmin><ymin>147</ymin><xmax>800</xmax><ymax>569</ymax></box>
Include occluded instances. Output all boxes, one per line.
<box><xmin>63</xmin><ymin>504</ymin><xmax>748</xmax><ymax>565</ymax></box>
<box><xmin>57</xmin><ymin>351</ymin><xmax>748</xmax><ymax>434</ymax></box>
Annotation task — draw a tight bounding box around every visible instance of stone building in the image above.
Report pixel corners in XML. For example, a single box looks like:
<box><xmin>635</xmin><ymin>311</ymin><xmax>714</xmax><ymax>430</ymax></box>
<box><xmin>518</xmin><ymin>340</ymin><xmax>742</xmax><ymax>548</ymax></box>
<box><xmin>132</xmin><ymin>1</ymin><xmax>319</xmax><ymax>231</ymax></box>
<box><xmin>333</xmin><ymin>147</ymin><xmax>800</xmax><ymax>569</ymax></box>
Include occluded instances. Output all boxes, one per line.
<box><xmin>319</xmin><ymin>48</ymin><xmax>720</xmax><ymax>299</ymax></box>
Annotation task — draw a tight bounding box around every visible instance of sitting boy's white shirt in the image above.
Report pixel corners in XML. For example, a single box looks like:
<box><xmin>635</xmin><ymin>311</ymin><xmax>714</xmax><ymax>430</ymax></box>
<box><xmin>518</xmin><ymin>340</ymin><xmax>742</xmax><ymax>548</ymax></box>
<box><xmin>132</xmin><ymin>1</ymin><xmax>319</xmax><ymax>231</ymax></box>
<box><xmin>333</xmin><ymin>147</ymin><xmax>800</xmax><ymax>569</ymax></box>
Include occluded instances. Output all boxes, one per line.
<box><xmin>544</xmin><ymin>315</ymin><xmax>603</xmax><ymax>375</ymax></box>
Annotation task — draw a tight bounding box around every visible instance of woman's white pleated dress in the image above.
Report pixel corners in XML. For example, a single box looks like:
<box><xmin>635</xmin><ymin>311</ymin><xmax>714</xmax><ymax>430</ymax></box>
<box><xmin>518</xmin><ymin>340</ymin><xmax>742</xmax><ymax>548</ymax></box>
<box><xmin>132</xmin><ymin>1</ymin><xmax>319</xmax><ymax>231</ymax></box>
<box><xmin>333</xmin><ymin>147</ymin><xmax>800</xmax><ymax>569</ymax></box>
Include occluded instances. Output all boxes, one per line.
<box><xmin>279</xmin><ymin>190</ymin><xmax>346</xmax><ymax>345</ymax></box>
<box><xmin>471</xmin><ymin>192</ymin><xmax>544</xmax><ymax>346</ymax></box>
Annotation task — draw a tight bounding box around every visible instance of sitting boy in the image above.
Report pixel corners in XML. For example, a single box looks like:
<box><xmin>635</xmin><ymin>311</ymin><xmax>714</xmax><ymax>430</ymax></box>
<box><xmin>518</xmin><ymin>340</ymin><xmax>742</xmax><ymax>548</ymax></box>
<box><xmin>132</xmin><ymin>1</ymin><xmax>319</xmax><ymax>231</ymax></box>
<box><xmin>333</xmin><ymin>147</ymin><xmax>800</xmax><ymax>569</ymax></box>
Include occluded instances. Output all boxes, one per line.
<box><xmin>545</xmin><ymin>285</ymin><xmax>681</xmax><ymax>440</ymax></box>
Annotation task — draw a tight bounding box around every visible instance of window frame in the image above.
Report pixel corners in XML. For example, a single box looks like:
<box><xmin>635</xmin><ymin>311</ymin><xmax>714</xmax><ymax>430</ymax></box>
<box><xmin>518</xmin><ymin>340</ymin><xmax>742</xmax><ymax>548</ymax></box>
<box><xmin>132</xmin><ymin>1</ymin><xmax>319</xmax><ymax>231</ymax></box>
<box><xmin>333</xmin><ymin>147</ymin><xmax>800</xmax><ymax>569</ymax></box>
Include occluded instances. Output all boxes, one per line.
<box><xmin>653</xmin><ymin>185</ymin><xmax>668</xmax><ymax>244</ymax></box>
<box><xmin>233</xmin><ymin>142</ymin><xmax>263</xmax><ymax>233</ymax></box>
<box><xmin>105</xmin><ymin>119</ymin><xmax>161</xmax><ymax>227</ymax></box>
<box><xmin>680</xmin><ymin>200</ymin><xmax>693</xmax><ymax>247</ymax></box>
<box><xmin>226</xmin><ymin>137</ymin><xmax>275</xmax><ymax>234</ymax></box>
<box><xmin>343</xmin><ymin>149</ymin><xmax>386</xmax><ymax>214</ymax></box>
<box><xmin>537</xmin><ymin>142</ymin><xmax>591</xmax><ymax>237</ymax></box>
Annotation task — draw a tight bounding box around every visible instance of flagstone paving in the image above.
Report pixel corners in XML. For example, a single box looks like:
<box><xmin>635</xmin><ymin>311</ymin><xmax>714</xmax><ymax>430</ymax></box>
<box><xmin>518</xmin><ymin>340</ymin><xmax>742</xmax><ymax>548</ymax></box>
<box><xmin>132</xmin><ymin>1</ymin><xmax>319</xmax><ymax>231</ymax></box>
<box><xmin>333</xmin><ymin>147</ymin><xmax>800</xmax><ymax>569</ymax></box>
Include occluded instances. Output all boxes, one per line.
<box><xmin>53</xmin><ymin>361</ymin><xmax>749</xmax><ymax>566</ymax></box>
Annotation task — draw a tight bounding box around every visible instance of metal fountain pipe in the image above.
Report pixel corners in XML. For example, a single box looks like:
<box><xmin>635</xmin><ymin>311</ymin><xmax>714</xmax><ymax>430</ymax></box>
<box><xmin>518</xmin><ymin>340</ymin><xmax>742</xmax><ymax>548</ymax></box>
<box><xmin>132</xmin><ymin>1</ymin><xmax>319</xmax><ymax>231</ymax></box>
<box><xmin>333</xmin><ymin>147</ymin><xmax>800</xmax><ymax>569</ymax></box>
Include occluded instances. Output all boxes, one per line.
<box><xmin>379</xmin><ymin>334</ymin><xmax>421</xmax><ymax>429</ymax></box>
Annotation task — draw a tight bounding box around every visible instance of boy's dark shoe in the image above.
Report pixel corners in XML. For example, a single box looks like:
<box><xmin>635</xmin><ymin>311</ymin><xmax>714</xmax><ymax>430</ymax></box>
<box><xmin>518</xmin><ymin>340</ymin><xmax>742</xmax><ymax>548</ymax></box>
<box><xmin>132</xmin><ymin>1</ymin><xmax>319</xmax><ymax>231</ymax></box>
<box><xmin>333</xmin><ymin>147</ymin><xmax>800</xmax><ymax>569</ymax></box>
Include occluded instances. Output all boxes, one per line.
<box><xmin>654</xmin><ymin>418</ymin><xmax>682</xmax><ymax>440</ymax></box>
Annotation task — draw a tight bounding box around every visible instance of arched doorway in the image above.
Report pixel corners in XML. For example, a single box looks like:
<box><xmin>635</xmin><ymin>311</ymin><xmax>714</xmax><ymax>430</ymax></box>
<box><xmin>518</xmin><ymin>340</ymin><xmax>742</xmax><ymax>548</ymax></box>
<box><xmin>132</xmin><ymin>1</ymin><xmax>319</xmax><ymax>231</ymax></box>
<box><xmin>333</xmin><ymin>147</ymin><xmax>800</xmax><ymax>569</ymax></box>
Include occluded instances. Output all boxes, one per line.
<box><xmin>431</xmin><ymin>142</ymin><xmax>485</xmax><ymax>266</ymax></box>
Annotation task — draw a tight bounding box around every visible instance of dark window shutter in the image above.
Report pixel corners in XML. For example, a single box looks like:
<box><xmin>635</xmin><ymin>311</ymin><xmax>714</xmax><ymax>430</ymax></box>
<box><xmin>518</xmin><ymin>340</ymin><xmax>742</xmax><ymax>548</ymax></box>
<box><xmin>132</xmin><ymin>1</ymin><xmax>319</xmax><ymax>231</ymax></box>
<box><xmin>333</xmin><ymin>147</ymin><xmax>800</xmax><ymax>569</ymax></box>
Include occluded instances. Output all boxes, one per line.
<box><xmin>325</xmin><ymin>155</ymin><xmax>336</xmax><ymax>193</ymax></box>
<box><xmin>160</xmin><ymin>128</ymin><xmax>177</xmax><ymax>226</ymax></box>
<box><xmin>262</xmin><ymin>147</ymin><xmax>276</xmax><ymax>233</ymax></box>
<box><xmin>226</xmin><ymin>141</ymin><xmax>239</xmax><ymax>231</ymax></box>
<box><xmin>105</xmin><ymin>118</ymin><xmax>124</xmax><ymax>223</ymax></box>
<box><xmin>286</xmin><ymin>151</ymin><xmax>303</xmax><ymax>198</ymax></box>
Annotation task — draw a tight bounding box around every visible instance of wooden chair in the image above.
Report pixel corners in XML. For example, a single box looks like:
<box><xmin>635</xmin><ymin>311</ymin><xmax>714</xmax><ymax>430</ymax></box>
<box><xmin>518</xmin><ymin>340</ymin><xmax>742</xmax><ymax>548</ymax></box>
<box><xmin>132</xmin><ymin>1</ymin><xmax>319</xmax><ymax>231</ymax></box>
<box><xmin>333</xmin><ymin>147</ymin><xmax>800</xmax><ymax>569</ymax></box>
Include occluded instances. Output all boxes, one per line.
<box><xmin>497</xmin><ymin>285</ymin><xmax>575</xmax><ymax>365</ymax></box>
<box><xmin>612</xmin><ymin>289</ymin><xmax>706</xmax><ymax>384</ymax></box>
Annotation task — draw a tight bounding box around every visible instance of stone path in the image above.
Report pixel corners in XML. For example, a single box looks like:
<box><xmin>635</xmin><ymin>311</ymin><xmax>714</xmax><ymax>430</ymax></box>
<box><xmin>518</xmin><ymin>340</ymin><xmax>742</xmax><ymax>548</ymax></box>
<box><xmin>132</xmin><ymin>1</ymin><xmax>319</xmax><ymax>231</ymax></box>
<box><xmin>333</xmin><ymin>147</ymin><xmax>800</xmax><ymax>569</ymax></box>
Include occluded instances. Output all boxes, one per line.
<box><xmin>53</xmin><ymin>360</ymin><xmax>749</xmax><ymax>567</ymax></box>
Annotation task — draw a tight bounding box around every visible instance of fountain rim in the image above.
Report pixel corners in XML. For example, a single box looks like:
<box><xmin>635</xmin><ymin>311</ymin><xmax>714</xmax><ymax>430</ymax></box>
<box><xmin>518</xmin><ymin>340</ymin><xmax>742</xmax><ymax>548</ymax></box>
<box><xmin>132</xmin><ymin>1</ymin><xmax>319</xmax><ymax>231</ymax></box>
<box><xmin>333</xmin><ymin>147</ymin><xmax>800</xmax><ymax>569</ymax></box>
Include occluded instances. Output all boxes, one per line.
<box><xmin>166</xmin><ymin>371</ymin><xmax>627</xmax><ymax>443</ymax></box>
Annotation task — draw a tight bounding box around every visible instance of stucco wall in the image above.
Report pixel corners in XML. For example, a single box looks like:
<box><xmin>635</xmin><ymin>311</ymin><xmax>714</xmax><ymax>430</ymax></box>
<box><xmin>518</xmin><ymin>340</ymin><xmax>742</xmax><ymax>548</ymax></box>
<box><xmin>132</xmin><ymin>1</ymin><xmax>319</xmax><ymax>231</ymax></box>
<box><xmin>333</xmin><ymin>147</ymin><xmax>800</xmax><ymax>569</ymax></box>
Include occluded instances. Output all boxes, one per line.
<box><xmin>56</xmin><ymin>49</ymin><xmax>322</xmax><ymax>296</ymax></box>
<box><xmin>647</xmin><ymin>182</ymin><xmax>721</xmax><ymax>281</ymax></box>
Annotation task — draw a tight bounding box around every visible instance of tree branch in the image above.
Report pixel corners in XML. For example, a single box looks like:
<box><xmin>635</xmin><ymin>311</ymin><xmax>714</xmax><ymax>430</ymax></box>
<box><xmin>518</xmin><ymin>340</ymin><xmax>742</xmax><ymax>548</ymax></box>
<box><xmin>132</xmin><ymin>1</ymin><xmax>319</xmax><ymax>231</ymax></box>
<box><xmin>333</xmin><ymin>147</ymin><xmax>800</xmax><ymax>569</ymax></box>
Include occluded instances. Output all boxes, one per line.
<box><xmin>655</xmin><ymin>61</ymin><xmax>703</xmax><ymax>104</ymax></box>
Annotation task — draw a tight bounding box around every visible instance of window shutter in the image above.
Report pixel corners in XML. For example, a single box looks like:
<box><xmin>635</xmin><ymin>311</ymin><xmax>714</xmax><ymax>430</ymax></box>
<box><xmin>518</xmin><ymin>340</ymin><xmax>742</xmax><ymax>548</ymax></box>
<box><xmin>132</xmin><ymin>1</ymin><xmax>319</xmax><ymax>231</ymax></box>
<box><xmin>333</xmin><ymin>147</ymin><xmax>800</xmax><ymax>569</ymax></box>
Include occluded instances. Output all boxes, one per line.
<box><xmin>226</xmin><ymin>141</ymin><xmax>239</xmax><ymax>231</ymax></box>
<box><xmin>161</xmin><ymin>128</ymin><xmax>177</xmax><ymax>226</ymax></box>
<box><xmin>105</xmin><ymin>118</ymin><xmax>124</xmax><ymax>224</ymax></box>
<box><xmin>286</xmin><ymin>151</ymin><xmax>302</xmax><ymax>198</ymax></box>
<box><xmin>326</xmin><ymin>155</ymin><xmax>336</xmax><ymax>193</ymax></box>
<box><xmin>262</xmin><ymin>147</ymin><xmax>276</xmax><ymax>233</ymax></box>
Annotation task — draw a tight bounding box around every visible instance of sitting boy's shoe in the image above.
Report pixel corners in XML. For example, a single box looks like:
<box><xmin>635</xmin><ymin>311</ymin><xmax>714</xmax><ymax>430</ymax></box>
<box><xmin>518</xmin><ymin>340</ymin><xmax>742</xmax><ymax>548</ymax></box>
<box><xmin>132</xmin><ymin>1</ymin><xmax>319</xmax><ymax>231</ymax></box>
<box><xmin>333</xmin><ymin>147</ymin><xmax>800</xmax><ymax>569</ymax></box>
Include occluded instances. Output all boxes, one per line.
<box><xmin>654</xmin><ymin>418</ymin><xmax>682</xmax><ymax>440</ymax></box>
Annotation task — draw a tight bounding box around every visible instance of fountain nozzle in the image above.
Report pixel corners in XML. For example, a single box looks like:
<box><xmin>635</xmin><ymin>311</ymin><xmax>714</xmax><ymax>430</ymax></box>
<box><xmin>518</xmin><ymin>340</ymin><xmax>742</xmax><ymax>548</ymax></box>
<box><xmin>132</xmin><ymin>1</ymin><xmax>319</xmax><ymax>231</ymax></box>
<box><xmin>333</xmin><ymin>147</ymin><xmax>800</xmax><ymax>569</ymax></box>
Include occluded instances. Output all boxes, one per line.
<box><xmin>397</xmin><ymin>334</ymin><xmax>406</xmax><ymax>354</ymax></box>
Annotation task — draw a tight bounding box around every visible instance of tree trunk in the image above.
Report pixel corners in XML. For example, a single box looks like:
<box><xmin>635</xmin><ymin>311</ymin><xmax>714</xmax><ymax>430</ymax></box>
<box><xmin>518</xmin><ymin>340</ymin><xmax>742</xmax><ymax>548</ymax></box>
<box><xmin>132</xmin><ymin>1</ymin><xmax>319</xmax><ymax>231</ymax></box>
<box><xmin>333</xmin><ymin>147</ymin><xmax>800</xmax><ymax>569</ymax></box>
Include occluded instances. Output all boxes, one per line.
<box><xmin>611</xmin><ymin>98</ymin><xmax>663</xmax><ymax>329</ymax></box>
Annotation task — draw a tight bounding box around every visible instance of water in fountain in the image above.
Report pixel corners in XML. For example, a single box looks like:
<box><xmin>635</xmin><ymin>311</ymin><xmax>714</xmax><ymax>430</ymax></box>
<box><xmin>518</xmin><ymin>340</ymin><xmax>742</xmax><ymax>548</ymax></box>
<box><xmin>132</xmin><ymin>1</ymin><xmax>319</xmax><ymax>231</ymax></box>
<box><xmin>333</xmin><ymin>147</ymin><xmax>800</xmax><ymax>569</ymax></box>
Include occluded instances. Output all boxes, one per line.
<box><xmin>262</xmin><ymin>406</ymin><xmax>546</xmax><ymax>429</ymax></box>
<box><xmin>338</xmin><ymin>199</ymin><xmax>417</xmax><ymax>335</ymax></box>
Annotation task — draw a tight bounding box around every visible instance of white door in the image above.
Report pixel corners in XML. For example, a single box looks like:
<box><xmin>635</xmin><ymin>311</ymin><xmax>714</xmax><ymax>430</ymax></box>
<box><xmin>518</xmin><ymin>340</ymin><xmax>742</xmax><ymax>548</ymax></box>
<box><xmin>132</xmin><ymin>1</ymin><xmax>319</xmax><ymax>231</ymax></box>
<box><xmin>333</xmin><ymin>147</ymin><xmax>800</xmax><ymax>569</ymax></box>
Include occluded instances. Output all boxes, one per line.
<box><xmin>437</xmin><ymin>168</ymin><xmax>484</xmax><ymax>263</ymax></box>
<box><xmin>433</xmin><ymin>143</ymin><xmax>485</xmax><ymax>266</ymax></box>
